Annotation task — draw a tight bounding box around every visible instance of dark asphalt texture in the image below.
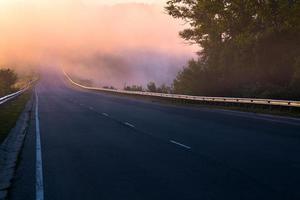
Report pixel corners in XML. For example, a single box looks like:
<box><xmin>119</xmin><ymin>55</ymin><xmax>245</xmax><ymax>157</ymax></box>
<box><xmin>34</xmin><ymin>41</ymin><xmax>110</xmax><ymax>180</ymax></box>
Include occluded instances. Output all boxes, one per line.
<box><xmin>9</xmin><ymin>71</ymin><xmax>300</xmax><ymax>200</ymax></box>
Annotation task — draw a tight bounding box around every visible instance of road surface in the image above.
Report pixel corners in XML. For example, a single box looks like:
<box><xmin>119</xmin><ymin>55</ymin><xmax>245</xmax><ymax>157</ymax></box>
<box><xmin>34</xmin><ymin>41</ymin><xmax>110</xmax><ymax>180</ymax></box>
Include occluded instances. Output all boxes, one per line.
<box><xmin>9</xmin><ymin>70</ymin><xmax>300</xmax><ymax>200</ymax></box>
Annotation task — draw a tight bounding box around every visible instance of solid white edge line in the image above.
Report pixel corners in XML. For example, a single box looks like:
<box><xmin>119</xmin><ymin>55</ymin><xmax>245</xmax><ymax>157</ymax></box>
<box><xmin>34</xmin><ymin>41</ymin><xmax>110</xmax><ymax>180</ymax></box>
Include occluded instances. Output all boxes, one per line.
<box><xmin>35</xmin><ymin>90</ymin><xmax>44</xmax><ymax>200</ymax></box>
<box><xmin>102</xmin><ymin>113</ymin><xmax>109</xmax><ymax>117</ymax></box>
<box><xmin>170</xmin><ymin>140</ymin><xmax>191</xmax><ymax>150</ymax></box>
<box><xmin>124</xmin><ymin>122</ymin><xmax>135</xmax><ymax>128</ymax></box>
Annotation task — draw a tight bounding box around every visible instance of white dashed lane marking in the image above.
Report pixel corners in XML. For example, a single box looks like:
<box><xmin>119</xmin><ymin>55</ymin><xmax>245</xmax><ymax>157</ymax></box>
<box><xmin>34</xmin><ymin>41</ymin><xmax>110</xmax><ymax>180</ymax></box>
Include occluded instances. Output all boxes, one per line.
<box><xmin>102</xmin><ymin>113</ymin><xmax>109</xmax><ymax>117</ymax></box>
<box><xmin>170</xmin><ymin>140</ymin><xmax>191</xmax><ymax>150</ymax></box>
<box><xmin>124</xmin><ymin>122</ymin><xmax>135</xmax><ymax>128</ymax></box>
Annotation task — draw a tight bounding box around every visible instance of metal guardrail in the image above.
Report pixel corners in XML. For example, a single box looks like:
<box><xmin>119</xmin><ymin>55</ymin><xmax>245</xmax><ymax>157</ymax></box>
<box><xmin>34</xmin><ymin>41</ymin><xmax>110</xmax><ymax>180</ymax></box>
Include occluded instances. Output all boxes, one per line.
<box><xmin>0</xmin><ymin>80</ymin><xmax>35</xmax><ymax>106</ymax></box>
<box><xmin>64</xmin><ymin>70</ymin><xmax>300</xmax><ymax>108</ymax></box>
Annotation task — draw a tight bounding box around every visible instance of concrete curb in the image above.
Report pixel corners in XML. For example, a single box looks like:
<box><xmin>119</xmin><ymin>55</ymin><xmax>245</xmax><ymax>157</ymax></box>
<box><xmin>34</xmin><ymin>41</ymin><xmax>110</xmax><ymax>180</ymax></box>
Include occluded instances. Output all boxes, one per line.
<box><xmin>0</xmin><ymin>92</ymin><xmax>34</xmax><ymax>200</ymax></box>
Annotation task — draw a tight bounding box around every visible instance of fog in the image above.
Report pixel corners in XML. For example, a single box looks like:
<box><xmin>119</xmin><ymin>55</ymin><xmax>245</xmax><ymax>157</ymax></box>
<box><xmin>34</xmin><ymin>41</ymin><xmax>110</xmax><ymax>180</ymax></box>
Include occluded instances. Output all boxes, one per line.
<box><xmin>0</xmin><ymin>1</ymin><xmax>196</xmax><ymax>87</ymax></box>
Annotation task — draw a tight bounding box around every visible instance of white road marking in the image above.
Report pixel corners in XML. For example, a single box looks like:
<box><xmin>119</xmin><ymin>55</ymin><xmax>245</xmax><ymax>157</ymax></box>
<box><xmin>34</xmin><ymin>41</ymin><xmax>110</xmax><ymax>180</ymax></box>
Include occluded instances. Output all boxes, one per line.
<box><xmin>170</xmin><ymin>140</ymin><xmax>191</xmax><ymax>150</ymax></box>
<box><xmin>89</xmin><ymin>106</ymin><xmax>94</xmax><ymax>110</ymax></box>
<box><xmin>102</xmin><ymin>113</ymin><xmax>109</xmax><ymax>117</ymax></box>
<box><xmin>124</xmin><ymin>122</ymin><xmax>135</xmax><ymax>128</ymax></box>
<box><xmin>35</xmin><ymin>90</ymin><xmax>44</xmax><ymax>200</ymax></box>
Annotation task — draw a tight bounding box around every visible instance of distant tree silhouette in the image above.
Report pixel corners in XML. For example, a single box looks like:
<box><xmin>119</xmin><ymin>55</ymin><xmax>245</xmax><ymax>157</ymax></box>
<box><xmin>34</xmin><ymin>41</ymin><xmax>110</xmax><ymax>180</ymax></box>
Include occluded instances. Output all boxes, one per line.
<box><xmin>156</xmin><ymin>84</ymin><xmax>172</xmax><ymax>94</ymax></box>
<box><xmin>147</xmin><ymin>82</ymin><xmax>157</xmax><ymax>92</ymax></box>
<box><xmin>0</xmin><ymin>68</ymin><xmax>18</xmax><ymax>96</ymax></box>
<box><xmin>124</xmin><ymin>85</ymin><xmax>144</xmax><ymax>92</ymax></box>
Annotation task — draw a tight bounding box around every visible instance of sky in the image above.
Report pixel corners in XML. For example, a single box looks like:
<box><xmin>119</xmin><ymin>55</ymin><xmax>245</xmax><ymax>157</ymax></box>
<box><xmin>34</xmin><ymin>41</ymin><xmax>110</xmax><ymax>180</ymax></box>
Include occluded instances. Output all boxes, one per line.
<box><xmin>0</xmin><ymin>0</ymin><xmax>196</xmax><ymax>87</ymax></box>
<box><xmin>0</xmin><ymin>0</ymin><xmax>165</xmax><ymax>5</ymax></box>
<box><xmin>82</xmin><ymin>0</ymin><xmax>165</xmax><ymax>5</ymax></box>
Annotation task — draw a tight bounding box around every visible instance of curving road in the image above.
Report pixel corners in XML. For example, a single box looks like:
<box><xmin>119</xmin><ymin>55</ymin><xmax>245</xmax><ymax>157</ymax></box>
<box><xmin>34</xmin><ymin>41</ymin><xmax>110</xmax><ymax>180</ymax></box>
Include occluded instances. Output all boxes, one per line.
<box><xmin>9</xmin><ymin>70</ymin><xmax>300</xmax><ymax>200</ymax></box>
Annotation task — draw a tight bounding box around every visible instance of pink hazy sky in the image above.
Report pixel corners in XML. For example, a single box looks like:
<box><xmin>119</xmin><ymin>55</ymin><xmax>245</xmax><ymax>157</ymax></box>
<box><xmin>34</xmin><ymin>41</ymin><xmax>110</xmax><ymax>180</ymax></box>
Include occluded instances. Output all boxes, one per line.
<box><xmin>0</xmin><ymin>0</ymin><xmax>197</xmax><ymax>86</ymax></box>
<box><xmin>0</xmin><ymin>0</ymin><xmax>165</xmax><ymax>6</ymax></box>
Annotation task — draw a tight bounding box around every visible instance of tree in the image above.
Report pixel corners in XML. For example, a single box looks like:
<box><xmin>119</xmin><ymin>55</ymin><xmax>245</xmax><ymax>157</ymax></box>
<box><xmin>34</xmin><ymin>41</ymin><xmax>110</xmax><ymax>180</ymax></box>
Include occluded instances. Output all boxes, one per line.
<box><xmin>156</xmin><ymin>84</ymin><xmax>172</xmax><ymax>93</ymax></box>
<box><xmin>0</xmin><ymin>69</ymin><xmax>18</xmax><ymax>96</ymax></box>
<box><xmin>147</xmin><ymin>82</ymin><xmax>157</xmax><ymax>92</ymax></box>
<box><xmin>166</xmin><ymin>0</ymin><xmax>300</xmax><ymax>98</ymax></box>
<box><xmin>124</xmin><ymin>85</ymin><xmax>143</xmax><ymax>92</ymax></box>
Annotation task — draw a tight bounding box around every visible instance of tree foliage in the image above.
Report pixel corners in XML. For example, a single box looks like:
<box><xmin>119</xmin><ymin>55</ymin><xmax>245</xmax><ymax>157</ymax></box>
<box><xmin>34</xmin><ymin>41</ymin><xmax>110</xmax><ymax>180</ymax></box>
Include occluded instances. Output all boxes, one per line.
<box><xmin>0</xmin><ymin>69</ymin><xmax>18</xmax><ymax>96</ymax></box>
<box><xmin>147</xmin><ymin>82</ymin><xmax>157</xmax><ymax>92</ymax></box>
<box><xmin>166</xmin><ymin>0</ymin><xmax>300</xmax><ymax>99</ymax></box>
<box><xmin>124</xmin><ymin>85</ymin><xmax>144</xmax><ymax>92</ymax></box>
<box><xmin>147</xmin><ymin>82</ymin><xmax>172</xmax><ymax>93</ymax></box>
<box><xmin>124</xmin><ymin>82</ymin><xmax>172</xmax><ymax>93</ymax></box>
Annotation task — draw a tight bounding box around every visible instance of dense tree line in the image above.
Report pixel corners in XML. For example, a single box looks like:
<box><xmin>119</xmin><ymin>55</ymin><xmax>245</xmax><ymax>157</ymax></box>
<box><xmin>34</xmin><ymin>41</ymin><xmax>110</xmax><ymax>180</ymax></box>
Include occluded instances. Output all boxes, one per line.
<box><xmin>124</xmin><ymin>82</ymin><xmax>172</xmax><ymax>93</ymax></box>
<box><xmin>166</xmin><ymin>0</ymin><xmax>300</xmax><ymax>99</ymax></box>
<box><xmin>0</xmin><ymin>69</ymin><xmax>17</xmax><ymax>97</ymax></box>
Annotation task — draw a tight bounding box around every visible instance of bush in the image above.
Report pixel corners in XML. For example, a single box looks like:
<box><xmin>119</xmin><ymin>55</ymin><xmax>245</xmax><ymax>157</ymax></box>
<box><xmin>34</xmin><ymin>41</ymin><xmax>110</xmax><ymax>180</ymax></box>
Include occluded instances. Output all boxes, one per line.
<box><xmin>147</xmin><ymin>82</ymin><xmax>157</xmax><ymax>92</ymax></box>
<box><xmin>103</xmin><ymin>86</ymin><xmax>117</xmax><ymax>90</ymax></box>
<box><xmin>0</xmin><ymin>69</ymin><xmax>18</xmax><ymax>96</ymax></box>
<box><xmin>124</xmin><ymin>85</ymin><xmax>143</xmax><ymax>92</ymax></box>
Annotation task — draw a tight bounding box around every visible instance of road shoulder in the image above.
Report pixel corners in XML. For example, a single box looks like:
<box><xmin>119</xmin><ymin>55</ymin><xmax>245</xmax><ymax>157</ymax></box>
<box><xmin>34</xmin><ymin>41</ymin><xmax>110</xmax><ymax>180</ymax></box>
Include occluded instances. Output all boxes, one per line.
<box><xmin>0</xmin><ymin>93</ymin><xmax>34</xmax><ymax>199</ymax></box>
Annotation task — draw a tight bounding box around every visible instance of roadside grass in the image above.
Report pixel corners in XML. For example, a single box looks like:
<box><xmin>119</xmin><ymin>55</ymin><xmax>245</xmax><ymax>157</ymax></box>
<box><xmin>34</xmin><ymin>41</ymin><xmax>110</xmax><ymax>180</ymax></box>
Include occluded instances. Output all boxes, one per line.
<box><xmin>0</xmin><ymin>90</ymin><xmax>32</xmax><ymax>144</ymax></box>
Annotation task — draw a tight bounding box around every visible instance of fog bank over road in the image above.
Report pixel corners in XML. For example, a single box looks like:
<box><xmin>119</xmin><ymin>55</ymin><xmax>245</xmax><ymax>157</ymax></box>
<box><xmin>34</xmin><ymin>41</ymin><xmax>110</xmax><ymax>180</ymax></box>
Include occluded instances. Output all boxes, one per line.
<box><xmin>0</xmin><ymin>1</ymin><xmax>196</xmax><ymax>86</ymax></box>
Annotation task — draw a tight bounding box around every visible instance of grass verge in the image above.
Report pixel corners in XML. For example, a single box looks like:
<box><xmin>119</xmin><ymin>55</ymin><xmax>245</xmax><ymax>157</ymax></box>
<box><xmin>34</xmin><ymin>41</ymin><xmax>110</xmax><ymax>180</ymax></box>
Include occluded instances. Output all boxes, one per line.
<box><xmin>0</xmin><ymin>90</ymin><xmax>32</xmax><ymax>144</ymax></box>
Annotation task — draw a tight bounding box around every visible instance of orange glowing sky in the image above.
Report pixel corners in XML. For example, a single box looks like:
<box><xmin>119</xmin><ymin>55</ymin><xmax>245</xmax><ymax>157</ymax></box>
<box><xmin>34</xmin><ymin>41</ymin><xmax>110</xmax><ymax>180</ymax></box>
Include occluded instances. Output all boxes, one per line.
<box><xmin>0</xmin><ymin>0</ymin><xmax>197</xmax><ymax>86</ymax></box>
<box><xmin>0</xmin><ymin>0</ymin><xmax>165</xmax><ymax>5</ymax></box>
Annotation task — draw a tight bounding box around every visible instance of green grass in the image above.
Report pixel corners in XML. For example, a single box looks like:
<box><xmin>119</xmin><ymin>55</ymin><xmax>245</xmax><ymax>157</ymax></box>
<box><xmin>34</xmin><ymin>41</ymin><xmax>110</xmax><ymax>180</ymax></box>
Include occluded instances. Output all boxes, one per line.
<box><xmin>0</xmin><ymin>90</ymin><xmax>32</xmax><ymax>144</ymax></box>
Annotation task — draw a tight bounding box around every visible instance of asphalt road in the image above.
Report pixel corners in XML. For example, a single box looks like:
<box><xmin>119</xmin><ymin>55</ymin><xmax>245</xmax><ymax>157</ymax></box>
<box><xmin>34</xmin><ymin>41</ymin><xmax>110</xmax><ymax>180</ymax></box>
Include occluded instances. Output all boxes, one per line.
<box><xmin>9</xmin><ymin>70</ymin><xmax>300</xmax><ymax>200</ymax></box>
